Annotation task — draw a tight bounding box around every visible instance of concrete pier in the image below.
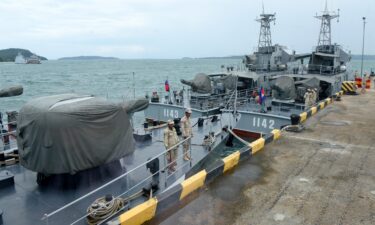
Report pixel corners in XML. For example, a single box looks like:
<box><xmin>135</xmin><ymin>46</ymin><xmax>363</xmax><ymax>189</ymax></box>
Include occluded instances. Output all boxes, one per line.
<box><xmin>156</xmin><ymin>90</ymin><xmax>375</xmax><ymax>225</ymax></box>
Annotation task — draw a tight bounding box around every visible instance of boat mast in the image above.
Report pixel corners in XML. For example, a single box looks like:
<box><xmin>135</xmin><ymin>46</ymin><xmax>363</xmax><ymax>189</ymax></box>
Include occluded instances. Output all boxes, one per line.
<box><xmin>256</xmin><ymin>4</ymin><xmax>275</xmax><ymax>53</ymax></box>
<box><xmin>315</xmin><ymin>0</ymin><xmax>339</xmax><ymax>48</ymax></box>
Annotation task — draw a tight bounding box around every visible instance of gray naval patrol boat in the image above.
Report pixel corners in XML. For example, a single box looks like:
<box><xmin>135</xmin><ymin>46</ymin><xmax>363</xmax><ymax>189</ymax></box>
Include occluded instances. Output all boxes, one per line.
<box><xmin>144</xmin><ymin>4</ymin><xmax>351</xmax><ymax>139</ymax></box>
<box><xmin>177</xmin><ymin>5</ymin><xmax>352</xmax><ymax>191</ymax></box>
<box><xmin>144</xmin><ymin>9</ymin><xmax>299</xmax><ymax>124</ymax></box>
<box><xmin>0</xmin><ymin>93</ymin><xmax>242</xmax><ymax>225</ymax></box>
<box><xmin>226</xmin><ymin>3</ymin><xmax>352</xmax><ymax>137</ymax></box>
<box><xmin>0</xmin><ymin>5</ymin><xmax>351</xmax><ymax>225</ymax></box>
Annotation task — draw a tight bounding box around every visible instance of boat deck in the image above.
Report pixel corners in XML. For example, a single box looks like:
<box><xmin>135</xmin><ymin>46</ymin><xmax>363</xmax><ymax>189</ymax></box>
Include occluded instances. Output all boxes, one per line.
<box><xmin>0</xmin><ymin>114</ymin><xmax>237</xmax><ymax>225</ymax></box>
<box><xmin>158</xmin><ymin>91</ymin><xmax>375</xmax><ymax>225</ymax></box>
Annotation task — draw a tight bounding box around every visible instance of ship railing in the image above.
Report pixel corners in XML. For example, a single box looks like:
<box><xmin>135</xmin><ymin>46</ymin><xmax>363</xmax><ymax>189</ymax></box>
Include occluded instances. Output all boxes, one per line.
<box><xmin>0</xmin><ymin>121</ymin><xmax>18</xmax><ymax>152</ymax></box>
<box><xmin>245</xmin><ymin>63</ymin><xmax>291</xmax><ymax>73</ymax></box>
<box><xmin>231</xmin><ymin>94</ymin><xmax>307</xmax><ymax>114</ymax></box>
<box><xmin>190</xmin><ymin>89</ymin><xmax>257</xmax><ymax>111</ymax></box>
<box><xmin>137</xmin><ymin>84</ymin><xmax>264</xmax><ymax>112</ymax></box>
<box><xmin>147</xmin><ymin>87</ymin><xmax>257</xmax><ymax>111</ymax></box>
<box><xmin>298</xmin><ymin>64</ymin><xmax>341</xmax><ymax>75</ymax></box>
<box><xmin>233</xmin><ymin>98</ymin><xmax>263</xmax><ymax>112</ymax></box>
<box><xmin>314</xmin><ymin>44</ymin><xmax>340</xmax><ymax>54</ymax></box>
<box><xmin>221</xmin><ymin>63</ymin><xmax>248</xmax><ymax>72</ymax></box>
<box><xmin>220</xmin><ymin>88</ymin><xmax>260</xmax><ymax>111</ymax></box>
<box><xmin>42</xmin><ymin>136</ymin><xmax>194</xmax><ymax>225</ymax></box>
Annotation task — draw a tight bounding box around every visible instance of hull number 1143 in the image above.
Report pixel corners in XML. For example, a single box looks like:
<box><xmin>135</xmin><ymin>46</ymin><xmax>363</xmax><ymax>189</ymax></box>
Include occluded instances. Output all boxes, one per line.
<box><xmin>164</xmin><ymin>108</ymin><xmax>179</xmax><ymax>118</ymax></box>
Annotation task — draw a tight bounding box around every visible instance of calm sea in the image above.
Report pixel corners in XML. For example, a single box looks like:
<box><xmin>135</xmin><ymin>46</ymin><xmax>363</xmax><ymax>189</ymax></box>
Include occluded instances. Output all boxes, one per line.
<box><xmin>0</xmin><ymin>58</ymin><xmax>374</xmax><ymax>119</ymax></box>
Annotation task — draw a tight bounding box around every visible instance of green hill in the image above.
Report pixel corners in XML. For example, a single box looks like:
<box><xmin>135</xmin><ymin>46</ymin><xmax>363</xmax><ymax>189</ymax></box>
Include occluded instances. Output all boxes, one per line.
<box><xmin>0</xmin><ymin>48</ymin><xmax>47</xmax><ymax>62</ymax></box>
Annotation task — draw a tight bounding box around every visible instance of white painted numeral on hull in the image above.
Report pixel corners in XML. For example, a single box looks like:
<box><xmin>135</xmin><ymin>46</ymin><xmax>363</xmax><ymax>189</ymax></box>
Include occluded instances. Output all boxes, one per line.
<box><xmin>164</xmin><ymin>109</ymin><xmax>179</xmax><ymax>118</ymax></box>
<box><xmin>252</xmin><ymin>117</ymin><xmax>275</xmax><ymax>130</ymax></box>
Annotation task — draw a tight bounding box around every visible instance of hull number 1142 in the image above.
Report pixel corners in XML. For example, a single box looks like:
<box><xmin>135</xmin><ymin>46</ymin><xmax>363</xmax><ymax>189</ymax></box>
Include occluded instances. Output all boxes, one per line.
<box><xmin>252</xmin><ymin>117</ymin><xmax>275</xmax><ymax>130</ymax></box>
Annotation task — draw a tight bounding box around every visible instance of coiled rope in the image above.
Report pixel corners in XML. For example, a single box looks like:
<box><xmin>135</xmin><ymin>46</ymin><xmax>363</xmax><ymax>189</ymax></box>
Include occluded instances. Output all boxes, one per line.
<box><xmin>86</xmin><ymin>190</ymin><xmax>144</xmax><ymax>225</ymax></box>
<box><xmin>86</xmin><ymin>196</ymin><xmax>124</xmax><ymax>225</ymax></box>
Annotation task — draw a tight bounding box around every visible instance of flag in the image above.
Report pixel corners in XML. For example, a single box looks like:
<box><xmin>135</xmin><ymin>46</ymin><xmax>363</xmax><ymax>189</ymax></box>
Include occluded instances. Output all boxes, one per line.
<box><xmin>258</xmin><ymin>86</ymin><xmax>266</xmax><ymax>104</ymax></box>
<box><xmin>165</xmin><ymin>80</ymin><xmax>170</xmax><ymax>92</ymax></box>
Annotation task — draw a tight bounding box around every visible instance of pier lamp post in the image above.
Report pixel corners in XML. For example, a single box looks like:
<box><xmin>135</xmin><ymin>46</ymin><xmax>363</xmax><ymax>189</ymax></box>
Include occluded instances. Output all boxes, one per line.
<box><xmin>360</xmin><ymin>17</ymin><xmax>366</xmax><ymax>93</ymax></box>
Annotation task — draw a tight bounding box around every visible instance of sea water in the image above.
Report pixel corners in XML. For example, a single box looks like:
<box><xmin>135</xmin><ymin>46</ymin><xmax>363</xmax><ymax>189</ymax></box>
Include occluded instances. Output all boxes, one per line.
<box><xmin>0</xmin><ymin>58</ymin><xmax>374</xmax><ymax>123</ymax></box>
<box><xmin>0</xmin><ymin>58</ymin><xmax>241</xmax><ymax>111</ymax></box>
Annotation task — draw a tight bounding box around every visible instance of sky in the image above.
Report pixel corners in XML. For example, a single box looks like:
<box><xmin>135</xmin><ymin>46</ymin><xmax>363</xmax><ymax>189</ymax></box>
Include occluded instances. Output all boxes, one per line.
<box><xmin>0</xmin><ymin>0</ymin><xmax>374</xmax><ymax>59</ymax></box>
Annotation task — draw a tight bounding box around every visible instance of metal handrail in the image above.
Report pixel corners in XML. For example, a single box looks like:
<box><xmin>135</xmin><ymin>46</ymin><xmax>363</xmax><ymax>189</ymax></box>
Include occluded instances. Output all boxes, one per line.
<box><xmin>42</xmin><ymin>136</ymin><xmax>192</xmax><ymax>221</ymax></box>
<box><xmin>0</xmin><ymin>121</ymin><xmax>17</xmax><ymax>126</ymax></box>
<box><xmin>1</xmin><ymin>129</ymin><xmax>17</xmax><ymax>152</ymax></box>
<box><xmin>56</xmin><ymin>137</ymin><xmax>196</xmax><ymax>225</ymax></box>
<box><xmin>0</xmin><ymin>130</ymin><xmax>17</xmax><ymax>136</ymax></box>
<box><xmin>70</xmin><ymin>166</ymin><xmax>161</xmax><ymax>225</ymax></box>
<box><xmin>314</xmin><ymin>45</ymin><xmax>340</xmax><ymax>53</ymax></box>
<box><xmin>95</xmin><ymin>144</ymin><xmax>195</xmax><ymax>225</ymax></box>
<box><xmin>147</xmin><ymin>84</ymin><xmax>262</xmax><ymax>111</ymax></box>
<box><xmin>224</xmin><ymin>90</ymin><xmax>236</xmax><ymax>110</ymax></box>
<box><xmin>295</xmin><ymin>63</ymin><xmax>343</xmax><ymax>75</ymax></box>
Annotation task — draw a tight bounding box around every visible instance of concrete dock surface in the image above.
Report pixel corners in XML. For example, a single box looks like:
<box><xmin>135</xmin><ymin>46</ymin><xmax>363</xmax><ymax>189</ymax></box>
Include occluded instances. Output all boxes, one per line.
<box><xmin>155</xmin><ymin>90</ymin><xmax>375</xmax><ymax>225</ymax></box>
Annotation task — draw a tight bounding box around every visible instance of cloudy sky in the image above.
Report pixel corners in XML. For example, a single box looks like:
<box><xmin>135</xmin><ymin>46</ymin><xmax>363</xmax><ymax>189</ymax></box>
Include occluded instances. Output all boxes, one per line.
<box><xmin>0</xmin><ymin>0</ymin><xmax>373</xmax><ymax>59</ymax></box>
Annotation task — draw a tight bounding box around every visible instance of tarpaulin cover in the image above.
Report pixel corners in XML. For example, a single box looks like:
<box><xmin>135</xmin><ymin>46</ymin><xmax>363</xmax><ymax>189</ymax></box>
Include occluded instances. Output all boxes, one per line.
<box><xmin>181</xmin><ymin>73</ymin><xmax>212</xmax><ymax>94</ymax></box>
<box><xmin>17</xmin><ymin>94</ymin><xmax>136</xmax><ymax>174</ymax></box>
<box><xmin>0</xmin><ymin>85</ymin><xmax>23</xmax><ymax>97</ymax></box>
<box><xmin>295</xmin><ymin>77</ymin><xmax>320</xmax><ymax>89</ymax></box>
<box><xmin>123</xmin><ymin>99</ymin><xmax>149</xmax><ymax>114</ymax></box>
<box><xmin>220</xmin><ymin>75</ymin><xmax>237</xmax><ymax>90</ymax></box>
<box><xmin>272</xmin><ymin>76</ymin><xmax>296</xmax><ymax>100</ymax></box>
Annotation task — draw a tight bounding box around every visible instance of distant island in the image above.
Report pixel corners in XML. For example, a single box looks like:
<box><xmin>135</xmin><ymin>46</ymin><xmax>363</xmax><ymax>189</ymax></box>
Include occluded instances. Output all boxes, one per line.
<box><xmin>58</xmin><ymin>56</ymin><xmax>119</xmax><ymax>60</ymax></box>
<box><xmin>0</xmin><ymin>48</ymin><xmax>47</xmax><ymax>62</ymax></box>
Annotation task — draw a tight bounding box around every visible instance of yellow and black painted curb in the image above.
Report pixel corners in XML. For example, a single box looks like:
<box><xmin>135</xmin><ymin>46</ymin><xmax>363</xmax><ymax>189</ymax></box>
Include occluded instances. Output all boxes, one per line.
<box><xmin>108</xmin><ymin>130</ymin><xmax>280</xmax><ymax>225</ymax></box>
<box><xmin>299</xmin><ymin>91</ymin><xmax>343</xmax><ymax>123</ymax></box>
<box><xmin>109</xmin><ymin>91</ymin><xmax>344</xmax><ymax>225</ymax></box>
<box><xmin>341</xmin><ymin>81</ymin><xmax>356</xmax><ymax>94</ymax></box>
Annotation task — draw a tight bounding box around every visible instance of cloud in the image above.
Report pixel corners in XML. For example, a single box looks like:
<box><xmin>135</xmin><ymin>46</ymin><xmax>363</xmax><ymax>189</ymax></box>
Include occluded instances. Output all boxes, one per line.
<box><xmin>0</xmin><ymin>0</ymin><xmax>373</xmax><ymax>58</ymax></box>
<box><xmin>0</xmin><ymin>0</ymin><xmax>149</xmax><ymax>39</ymax></box>
<box><xmin>21</xmin><ymin>15</ymin><xmax>148</xmax><ymax>39</ymax></box>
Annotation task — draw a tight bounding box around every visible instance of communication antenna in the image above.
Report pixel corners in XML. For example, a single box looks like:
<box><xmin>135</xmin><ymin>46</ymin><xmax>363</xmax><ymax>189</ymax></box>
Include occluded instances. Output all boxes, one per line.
<box><xmin>256</xmin><ymin>4</ymin><xmax>276</xmax><ymax>53</ymax></box>
<box><xmin>262</xmin><ymin>1</ymin><xmax>265</xmax><ymax>14</ymax></box>
<box><xmin>315</xmin><ymin>0</ymin><xmax>339</xmax><ymax>47</ymax></box>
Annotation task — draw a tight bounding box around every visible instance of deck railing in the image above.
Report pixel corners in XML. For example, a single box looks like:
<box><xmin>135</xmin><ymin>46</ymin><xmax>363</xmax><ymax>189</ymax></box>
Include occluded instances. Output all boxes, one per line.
<box><xmin>42</xmin><ymin>135</ymin><xmax>194</xmax><ymax>225</ymax></box>
<box><xmin>0</xmin><ymin>121</ymin><xmax>17</xmax><ymax>152</ymax></box>
<box><xmin>306</xmin><ymin>64</ymin><xmax>342</xmax><ymax>75</ymax></box>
